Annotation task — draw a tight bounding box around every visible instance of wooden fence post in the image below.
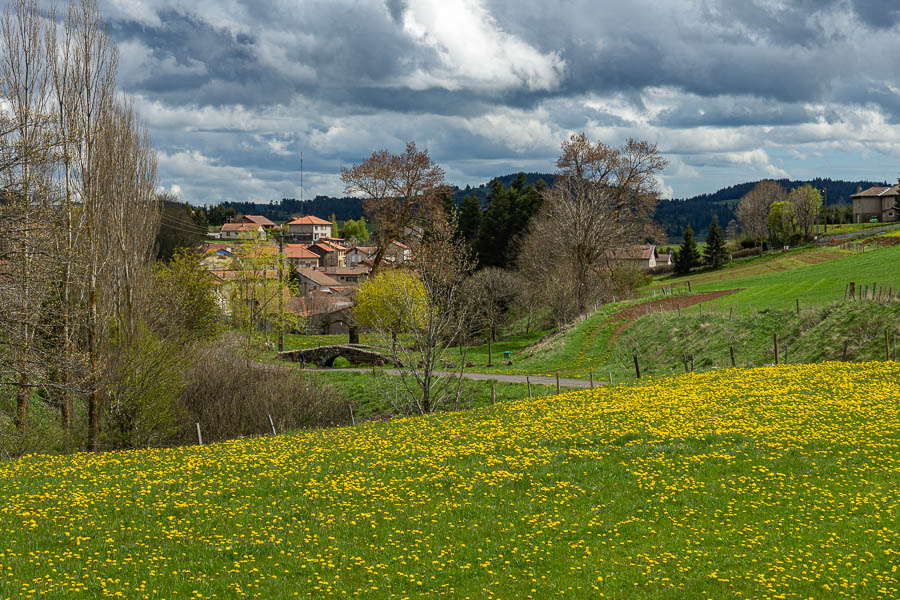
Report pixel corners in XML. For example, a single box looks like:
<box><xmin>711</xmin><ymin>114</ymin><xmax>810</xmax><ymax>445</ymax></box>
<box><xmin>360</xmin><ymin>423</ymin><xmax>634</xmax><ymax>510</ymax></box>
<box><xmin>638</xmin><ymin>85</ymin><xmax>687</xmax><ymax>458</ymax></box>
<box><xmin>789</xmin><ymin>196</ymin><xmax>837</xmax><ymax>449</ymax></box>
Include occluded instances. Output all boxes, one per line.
<box><xmin>491</xmin><ymin>382</ymin><xmax>496</xmax><ymax>404</ymax></box>
<box><xmin>773</xmin><ymin>333</ymin><xmax>779</xmax><ymax>365</ymax></box>
<box><xmin>886</xmin><ymin>330</ymin><xmax>891</xmax><ymax>361</ymax></box>
<box><xmin>608</xmin><ymin>372</ymin><xmax>613</xmax><ymax>385</ymax></box>
<box><xmin>589</xmin><ymin>370</ymin><xmax>594</xmax><ymax>388</ymax></box>
<box><xmin>730</xmin><ymin>345</ymin><xmax>736</xmax><ymax>368</ymax></box>
<box><xmin>795</xmin><ymin>298</ymin><xmax>800</xmax><ymax>314</ymax></box>
<box><xmin>268</xmin><ymin>413</ymin><xmax>278</xmax><ymax>434</ymax></box>
<box><xmin>556</xmin><ymin>372</ymin><xmax>560</xmax><ymax>395</ymax></box>
<box><xmin>527</xmin><ymin>376</ymin><xmax>532</xmax><ymax>398</ymax></box>
<box><xmin>196</xmin><ymin>422</ymin><xmax>203</xmax><ymax>446</ymax></box>
<box><xmin>633</xmin><ymin>354</ymin><xmax>641</xmax><ymax>379</ymax></box>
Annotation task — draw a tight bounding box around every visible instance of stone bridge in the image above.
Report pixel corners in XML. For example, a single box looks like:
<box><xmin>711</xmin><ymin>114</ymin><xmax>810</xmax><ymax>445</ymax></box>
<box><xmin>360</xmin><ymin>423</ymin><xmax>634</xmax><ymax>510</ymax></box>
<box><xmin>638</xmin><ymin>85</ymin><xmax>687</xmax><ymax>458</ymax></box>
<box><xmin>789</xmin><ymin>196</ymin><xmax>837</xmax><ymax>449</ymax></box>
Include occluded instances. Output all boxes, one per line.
<box><xmin>278</xmin><ymin>345</ymin><xmax>389</xmax><ymax>367</ymax></box>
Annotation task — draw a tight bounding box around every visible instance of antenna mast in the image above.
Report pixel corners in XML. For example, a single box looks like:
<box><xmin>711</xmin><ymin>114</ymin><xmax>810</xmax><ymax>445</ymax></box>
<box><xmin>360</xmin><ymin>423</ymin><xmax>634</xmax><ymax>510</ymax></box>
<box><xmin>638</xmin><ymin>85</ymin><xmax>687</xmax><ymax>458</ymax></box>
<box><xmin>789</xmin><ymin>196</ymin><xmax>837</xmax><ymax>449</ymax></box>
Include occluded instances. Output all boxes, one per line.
<box><xmin>300</xmin><ymin>151</ymin><xmax>303</xmax><ymax>203</ymax></box>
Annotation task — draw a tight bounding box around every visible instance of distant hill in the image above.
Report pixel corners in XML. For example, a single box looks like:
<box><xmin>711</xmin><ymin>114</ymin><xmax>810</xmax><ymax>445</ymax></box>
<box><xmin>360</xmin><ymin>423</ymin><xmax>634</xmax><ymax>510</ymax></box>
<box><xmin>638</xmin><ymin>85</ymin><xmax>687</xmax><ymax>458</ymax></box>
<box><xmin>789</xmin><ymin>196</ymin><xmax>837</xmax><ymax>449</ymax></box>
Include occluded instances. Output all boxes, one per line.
<box><xmin>212</xmin><ymin>175</ymin><xmax>887</xmax><ymax>241</ymax></box>
<box><xmin>220</xmin><ymin>196</ymin><xmax>363</xmax><ymax>224</ymax></box>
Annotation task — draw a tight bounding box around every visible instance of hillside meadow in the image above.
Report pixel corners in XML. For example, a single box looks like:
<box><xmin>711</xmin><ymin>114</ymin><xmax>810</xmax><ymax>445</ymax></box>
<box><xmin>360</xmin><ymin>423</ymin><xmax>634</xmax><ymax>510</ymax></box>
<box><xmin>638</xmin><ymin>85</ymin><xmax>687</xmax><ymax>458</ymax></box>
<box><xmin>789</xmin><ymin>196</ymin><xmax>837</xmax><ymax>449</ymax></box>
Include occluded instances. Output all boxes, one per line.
<box><xmin>1</xmin><ymin>362</ymin><xmax>898</xmax><ymax>598</ymax></box>
<box><xmin>654</xmin><ymin>243</ymin><xmax>900</xmax><ymax>314</ymax></box>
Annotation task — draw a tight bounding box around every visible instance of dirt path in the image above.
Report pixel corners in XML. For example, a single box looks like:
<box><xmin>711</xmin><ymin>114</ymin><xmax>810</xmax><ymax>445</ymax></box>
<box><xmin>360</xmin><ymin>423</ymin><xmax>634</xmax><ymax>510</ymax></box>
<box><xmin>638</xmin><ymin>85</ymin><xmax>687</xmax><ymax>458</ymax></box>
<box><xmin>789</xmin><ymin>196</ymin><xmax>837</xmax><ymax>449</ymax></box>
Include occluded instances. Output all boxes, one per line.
<box><xmin>609</xmin><ymin>289</ymin><xmax>740</xmax><ymax>343</ymax></box>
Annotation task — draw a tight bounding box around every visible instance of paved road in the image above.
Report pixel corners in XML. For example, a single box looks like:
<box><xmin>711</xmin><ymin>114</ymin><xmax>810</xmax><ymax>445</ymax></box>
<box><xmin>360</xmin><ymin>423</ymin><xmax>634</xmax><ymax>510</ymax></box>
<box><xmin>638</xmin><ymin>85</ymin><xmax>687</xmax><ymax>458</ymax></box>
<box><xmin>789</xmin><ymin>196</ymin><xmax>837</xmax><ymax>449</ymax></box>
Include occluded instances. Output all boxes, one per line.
<box><xmin>304</xmin><ymin>368</ymin><xmax>600</xmax><ymax>388</ymax></box>
<box><xmin>815</xmin><ymin>223</ymin><xmax>900</xmax><ymax>244</ymax></box>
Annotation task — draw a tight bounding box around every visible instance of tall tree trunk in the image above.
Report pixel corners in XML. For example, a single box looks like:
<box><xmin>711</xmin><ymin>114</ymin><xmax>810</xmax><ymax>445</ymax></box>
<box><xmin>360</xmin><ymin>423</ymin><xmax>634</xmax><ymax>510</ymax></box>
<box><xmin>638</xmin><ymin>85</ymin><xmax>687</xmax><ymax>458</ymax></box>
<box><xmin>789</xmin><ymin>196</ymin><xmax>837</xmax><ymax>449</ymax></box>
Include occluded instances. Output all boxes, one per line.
<box><xmin>88</xmin><ymin>274</ymin><xmax>100</xmax><ymax>451</ymax></box>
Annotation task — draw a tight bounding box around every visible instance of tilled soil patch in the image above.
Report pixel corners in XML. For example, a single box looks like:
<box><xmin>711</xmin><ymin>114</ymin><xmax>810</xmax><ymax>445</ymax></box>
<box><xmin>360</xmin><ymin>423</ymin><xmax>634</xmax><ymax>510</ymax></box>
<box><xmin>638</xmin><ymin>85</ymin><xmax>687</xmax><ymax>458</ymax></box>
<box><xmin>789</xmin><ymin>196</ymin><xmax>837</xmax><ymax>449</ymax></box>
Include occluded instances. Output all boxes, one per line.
<box><xmin>609</xmin><ymin>289</ymin><xmax>741</xmax><ymax>343</ymax></box>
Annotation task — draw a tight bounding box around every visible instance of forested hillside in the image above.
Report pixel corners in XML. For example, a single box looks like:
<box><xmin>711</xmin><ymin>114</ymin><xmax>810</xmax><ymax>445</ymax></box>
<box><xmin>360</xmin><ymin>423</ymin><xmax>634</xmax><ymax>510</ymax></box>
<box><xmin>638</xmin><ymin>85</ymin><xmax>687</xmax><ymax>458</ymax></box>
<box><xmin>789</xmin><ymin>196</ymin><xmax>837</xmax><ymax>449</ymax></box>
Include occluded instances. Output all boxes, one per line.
<box><xmin>210</xmin><ymin>176</ymin><xmax>887</xmax><ymax>241</ymax></box>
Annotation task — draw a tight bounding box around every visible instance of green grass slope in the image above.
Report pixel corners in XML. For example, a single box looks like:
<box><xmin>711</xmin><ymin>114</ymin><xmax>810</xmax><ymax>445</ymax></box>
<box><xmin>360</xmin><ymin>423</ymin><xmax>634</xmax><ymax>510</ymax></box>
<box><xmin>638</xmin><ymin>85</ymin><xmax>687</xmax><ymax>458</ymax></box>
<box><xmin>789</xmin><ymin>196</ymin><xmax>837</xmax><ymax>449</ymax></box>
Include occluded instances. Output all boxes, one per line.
<box><xmin>656</xmin><ymin>244</ymin><xmax>900</xmax><ymax>314</ymax></box>
<box><xmin>1</xmin><ymin>362</ymin><xmax>898</xmax><ymax>598</ymax></box>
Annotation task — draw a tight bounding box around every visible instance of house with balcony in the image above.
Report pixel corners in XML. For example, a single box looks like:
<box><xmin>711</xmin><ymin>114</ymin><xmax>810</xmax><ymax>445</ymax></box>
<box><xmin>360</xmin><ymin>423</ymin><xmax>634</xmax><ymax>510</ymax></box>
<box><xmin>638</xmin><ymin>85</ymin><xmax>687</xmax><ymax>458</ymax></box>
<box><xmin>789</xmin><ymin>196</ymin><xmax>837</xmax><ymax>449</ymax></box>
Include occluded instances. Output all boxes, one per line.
<box><xmin>287</xmin><ymin>215</ymin><xmax>332</xmax><ymax>243</ymax></box>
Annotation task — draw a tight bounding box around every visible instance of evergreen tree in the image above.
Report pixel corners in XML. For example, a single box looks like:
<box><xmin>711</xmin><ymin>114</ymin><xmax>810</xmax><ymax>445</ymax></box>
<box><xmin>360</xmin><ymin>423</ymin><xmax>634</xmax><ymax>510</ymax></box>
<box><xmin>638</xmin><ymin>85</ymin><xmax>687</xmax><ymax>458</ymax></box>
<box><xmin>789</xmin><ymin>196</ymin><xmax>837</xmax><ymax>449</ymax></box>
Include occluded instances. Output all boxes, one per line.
<box><xmin>477</xmin><ymin>180</ymin><xmax>511</xmax><ymax>268</ymax></box>
<box><xmin>703</xmin><ymin>215</ymin><xmax>727</xmax><ymax>269</ymax></box>
<box><xmin>674</xmin><ymin>224</ymin><xmax>700</xmax><ymax>275</ymax></box>
<box><xmin>473</xmin><ymin>174</ymin><xmax>545</xmax><ymax>269</ymax></box>
<box><xmin>458</xmin><ymin>192</ymin><xmax>482</xmax><ymax>250</ymax></box>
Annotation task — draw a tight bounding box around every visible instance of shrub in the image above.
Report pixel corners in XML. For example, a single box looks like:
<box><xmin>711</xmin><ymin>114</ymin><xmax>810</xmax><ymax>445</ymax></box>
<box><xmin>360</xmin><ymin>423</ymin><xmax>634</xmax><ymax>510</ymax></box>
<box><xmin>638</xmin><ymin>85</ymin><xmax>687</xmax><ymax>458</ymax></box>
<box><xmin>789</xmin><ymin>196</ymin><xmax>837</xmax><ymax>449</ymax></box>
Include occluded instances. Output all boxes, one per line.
<box><xmin>179</xmin><ymin>337</ymin><xmax>349</xmax><ymax>443</ymax></box>
<box><xmin>732</xmin><ymin>247</ymin><xmax>763</xmax><ymax>259</ymax></box>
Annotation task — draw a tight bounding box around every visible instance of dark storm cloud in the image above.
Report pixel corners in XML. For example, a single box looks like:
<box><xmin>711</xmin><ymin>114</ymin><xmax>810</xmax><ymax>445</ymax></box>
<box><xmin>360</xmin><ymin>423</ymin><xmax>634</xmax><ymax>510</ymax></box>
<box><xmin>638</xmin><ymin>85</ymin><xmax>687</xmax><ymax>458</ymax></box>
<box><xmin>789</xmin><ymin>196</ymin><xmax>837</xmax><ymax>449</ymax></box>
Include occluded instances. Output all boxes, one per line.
<box><xmin>851</xmin><ymin>0</ymin><xmax>900</xmax><ymax>28</ymax></box>
<box><xmin>96</xmin><ymin>0</ymin><xmax>900</xmax><ymax>203</ymax></box>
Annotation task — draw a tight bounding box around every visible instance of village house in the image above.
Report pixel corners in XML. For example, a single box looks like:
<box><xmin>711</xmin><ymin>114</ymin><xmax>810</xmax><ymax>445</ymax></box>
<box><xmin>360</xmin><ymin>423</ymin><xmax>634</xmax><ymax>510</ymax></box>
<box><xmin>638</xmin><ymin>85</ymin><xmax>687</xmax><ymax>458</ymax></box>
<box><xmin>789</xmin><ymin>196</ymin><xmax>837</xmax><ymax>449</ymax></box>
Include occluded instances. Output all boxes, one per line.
<box><xmin>293</xmin><ymin>292</ymin><xmax>355</xmax><ymax>334</ymax></box>
<box><xmin>287</xmin><ymin>215</ymin><xmax>332</xmax><ymax>243</ymax></box>
<box><xmin>347</xmin><ymin>245</ymin><xmax>377</xmax><ymax>265</ymax></box>
<box><xmin>221</xmin><ymin>222</ymin><xmax>265</xmax><ymax>240</ymax></box>
<box><xmin>211</xmin><ymin>268</ymin><xmax>280</xmax><ymax>314</ymax></box>
<box><xmin>385</xmin><ymin>240</ymin><xmax>411</xmax><ymax>264</ymax></box>
<box><xmin>241</xmin><ymin>215</ymin><xmax>278</xmax><ymax>230</ymax></box>
<box><xmin>284</xmin><ymin>244</ymin><xmax>320</xmax><ymax>269</ymax></box>
<box><xmin>323</xmin><ymin>265</ymin><xmax>370</xmax><ymax>286</ymax></box>
<box><xmin>294</xmin><ymin>267</ymin><xmax>342</xmax><ymax>296</ymax></box>
<box><xmin>606</xmin><ymin>244</ymin><xmax>662</xmax><ymax>270</ymax></box>
<box><xmin>850</xmin><ymin>185</ymin><xmax>900</xmax><ymax>223</ymax></box>
<box><xmin>308</xmin><ymin>240</ymin><xmax>347</xmax><ymax>267</ymax></box>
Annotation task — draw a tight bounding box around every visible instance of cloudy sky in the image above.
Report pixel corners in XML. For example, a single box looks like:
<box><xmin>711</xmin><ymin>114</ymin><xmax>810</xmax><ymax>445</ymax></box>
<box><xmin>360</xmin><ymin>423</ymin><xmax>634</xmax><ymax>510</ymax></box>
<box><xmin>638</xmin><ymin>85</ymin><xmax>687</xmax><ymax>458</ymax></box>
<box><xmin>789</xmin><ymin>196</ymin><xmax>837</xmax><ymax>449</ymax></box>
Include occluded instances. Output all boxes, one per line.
<box><xmin>99</xmin><ymin>0</ymin><xmax>900</xmax><ymax>204</ymax></box>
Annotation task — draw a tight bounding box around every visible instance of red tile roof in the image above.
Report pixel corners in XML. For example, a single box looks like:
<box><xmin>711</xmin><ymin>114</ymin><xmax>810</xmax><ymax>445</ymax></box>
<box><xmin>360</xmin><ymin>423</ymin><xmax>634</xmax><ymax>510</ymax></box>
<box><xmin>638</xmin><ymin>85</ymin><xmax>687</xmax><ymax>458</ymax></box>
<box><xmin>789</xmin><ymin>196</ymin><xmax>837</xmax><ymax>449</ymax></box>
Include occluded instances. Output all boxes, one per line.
<box><xmin>284</xmin><ymin>244</ymin><xmax>319</xmax><ymax>260</ymax></box>
<box><xmin>296</xmin><ymin>267</ymin><xmax>341</xmax><ymax>286</ymax></box>
<box><xmin>287</xmin><ymin>215</ymin><xmax>332</xmax><ymax>226</ymax></box>
<box><xmin>242</xmin><ymin>215</ymin><xmax>276</xmax><ymax>226</ymax></box>
<box><xmin>221</xmin><ymin>222</ymin><xmax>261</xmax><ymax>232</ymax></box>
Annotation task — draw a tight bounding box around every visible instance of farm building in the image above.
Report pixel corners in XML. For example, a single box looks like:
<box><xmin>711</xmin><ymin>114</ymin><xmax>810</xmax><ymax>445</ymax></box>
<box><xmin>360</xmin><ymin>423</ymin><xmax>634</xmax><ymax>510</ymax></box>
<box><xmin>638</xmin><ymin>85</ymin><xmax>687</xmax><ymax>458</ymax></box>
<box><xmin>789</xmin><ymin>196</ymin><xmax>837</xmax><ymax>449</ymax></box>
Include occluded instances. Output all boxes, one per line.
<box><xmin>850</xmin><ymin>185</ymin><xmax>899</xmax><ymax>223</ymax></box>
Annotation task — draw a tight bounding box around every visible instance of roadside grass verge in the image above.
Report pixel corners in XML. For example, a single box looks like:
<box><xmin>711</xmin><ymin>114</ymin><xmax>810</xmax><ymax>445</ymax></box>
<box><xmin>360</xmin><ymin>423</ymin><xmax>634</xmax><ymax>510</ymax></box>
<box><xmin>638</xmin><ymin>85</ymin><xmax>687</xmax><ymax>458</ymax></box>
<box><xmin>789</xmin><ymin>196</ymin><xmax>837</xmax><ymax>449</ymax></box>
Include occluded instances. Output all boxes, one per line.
<box><xmin>300</xmin><ymin>369</ymin><xmax>558</xmax><ymax>420</ymax></box>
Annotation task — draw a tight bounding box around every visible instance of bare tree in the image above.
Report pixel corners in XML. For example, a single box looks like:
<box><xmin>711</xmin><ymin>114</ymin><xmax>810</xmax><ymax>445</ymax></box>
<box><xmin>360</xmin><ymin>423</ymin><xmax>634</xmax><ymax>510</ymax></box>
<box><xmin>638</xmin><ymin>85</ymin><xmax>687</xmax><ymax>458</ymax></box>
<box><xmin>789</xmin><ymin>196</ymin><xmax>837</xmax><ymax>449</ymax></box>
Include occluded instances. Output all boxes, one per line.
<box><xmin>340</xmin><ymin>141</ymin><xmax>447</xmax><ymax>271</ymax></box>
<box><xmin>356</xmin><ymin>215</ymin><xmax>474</xmax><ymax>415</ymax></box>
<box><xmin>68</xmin><ymin>0</ymin><xmax>119</xmax><ymax>451</ymax></box>
<box><xmin>788</xmin><ymin>184</ymin><xmax>821</xmax><ymax>240</ymax></box>
<box><xmin>0</xmin><ymin>0</ymin><xmax>58</xmax><ymax>435</ymax></box>
<box><xmin>519</xmin><ymin>133</ymin><xmax>666</xmax><ymax>322</ymax></box>
<box><xmin>736</xmin><ymin>180</ymin><xmax>786</xmax><ymax>242</ymax></box>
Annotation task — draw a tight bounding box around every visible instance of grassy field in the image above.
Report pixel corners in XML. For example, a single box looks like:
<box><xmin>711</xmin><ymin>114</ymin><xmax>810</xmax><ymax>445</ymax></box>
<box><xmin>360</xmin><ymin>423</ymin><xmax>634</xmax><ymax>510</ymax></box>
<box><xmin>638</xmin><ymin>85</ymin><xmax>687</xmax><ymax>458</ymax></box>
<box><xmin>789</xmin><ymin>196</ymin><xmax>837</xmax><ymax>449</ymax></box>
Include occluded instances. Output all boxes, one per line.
<box><xmin>1</xmin><ymin>362</ymin><xmax>898</xmax><ymax>598</ymax></box>
<box><xmin>653</xmin><ymin>243</ymin><xmax>900</xmax><ymax>314</ymax></box>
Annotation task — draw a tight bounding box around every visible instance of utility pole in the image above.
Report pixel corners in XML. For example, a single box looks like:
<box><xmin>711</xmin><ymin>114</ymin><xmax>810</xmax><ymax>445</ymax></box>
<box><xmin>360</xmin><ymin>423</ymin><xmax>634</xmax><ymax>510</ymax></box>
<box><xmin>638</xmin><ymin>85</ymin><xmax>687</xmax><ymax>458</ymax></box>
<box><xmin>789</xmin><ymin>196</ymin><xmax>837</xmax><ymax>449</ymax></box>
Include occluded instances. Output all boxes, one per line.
<box><xmin>277</xmin><ymin>231</ymin><xmax>285</xmax><ymax>353</ymax></box>
<box><xmin>823</xmin><ymin>187</ymin><xmax>828</xmax><ymax>234</ymax></box>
